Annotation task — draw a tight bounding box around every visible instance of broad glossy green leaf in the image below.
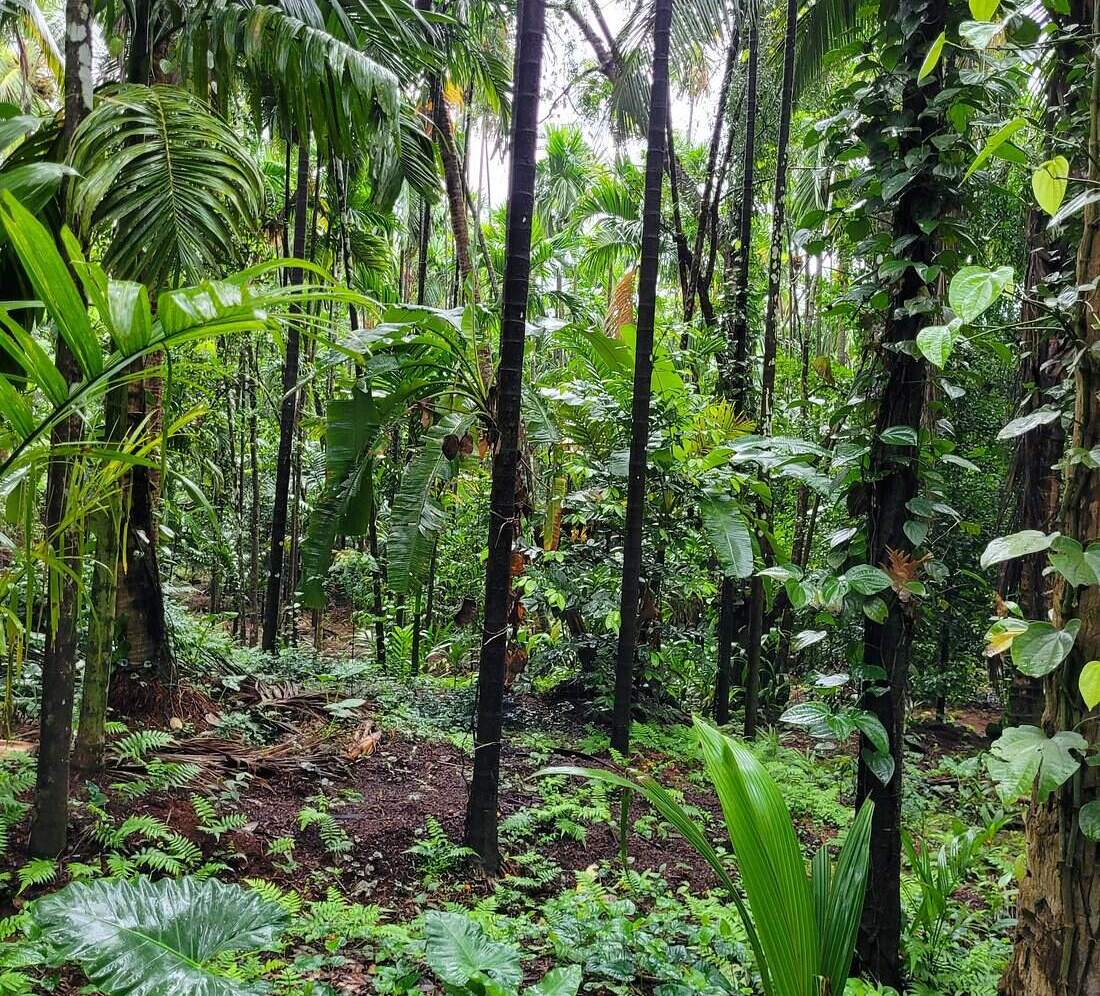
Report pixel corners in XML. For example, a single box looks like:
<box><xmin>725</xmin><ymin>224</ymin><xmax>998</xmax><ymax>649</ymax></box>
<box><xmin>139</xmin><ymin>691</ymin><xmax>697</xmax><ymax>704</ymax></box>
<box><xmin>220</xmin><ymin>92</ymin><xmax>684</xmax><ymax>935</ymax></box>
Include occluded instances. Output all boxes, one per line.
<box><xmin>979</xmin><ymin>529</ymin><xmax>1056</xmax><ymax>569</ymax></box>
<box><xmin>1079</xmin><ymin>661</ymin><xmax>1100</xmax><ymax>710</ymax></box>
<box><xmin>30</xmin><ymin>875</ymin><xmax>286</xmax><ymax>996</ymax></box>
<box><xmin>1080</xmin><ymin>801</ymin><xmax>1100</xmax><ymax>841</ymax></box>
<box><xmin>997</xmin><ymin>406</ymin><xmax>1061</xmax><ymax>440</ymax></box>
<box><xmin>948</xmin><ymin>265</ymin><xmax>1013</xmax><ymax>321</ymax></box>
<box><xmin>1011</xmin><ymin>620</ymin><xmax>1080</xmax><ymax>677</ymax></box>
<box><xmin>527</xmin><ymin>965</ymin><xmax>583</xmax><ymax>996</ymax></box>
<box><xmin>700</xmin><ymin>497</ymin><xmax>753</xmax><ymax>579</ymax></box>
<box><xmin>958</xmin><ymin>19</ymin><xmax>1003</xmax><ymax>48</ymax></box>
<box><xmin>917</xmin><ymin>31</ymin><xmax>946</xmax><ymax>81</ymax></box>
<box><xmin>424</xmin><ymin>911</ymin><xmax>522</xmax><ymax>989</ymax></box>
<box><xmin>916</xmin><ymin>319</ymin><xmax>962</xmax><ymax>367</ymax></box>
<box><xmin>880</xmin><ymin>425</ymin><xmax>917</xmax><ymax>446</ymax></box>
<box><xmin>842</xmin><ymin>564</ymin><xmax>892</xmax><ymax>595</ymax></box>
<box><xmin>1032</xmin><ymin>156</ymin><xmax>1070</xmax><ymax>216</ymax></box>
<box><xmin>969</xmin><ymin>0</ymin><xmax>1000</xmax><ymax>18</ymax></box>
<box><xmin>965</xmin><ymin>119</ymin><xmax>1027</xmax><ymax>178</ymax></box>
<box><xmin>986</xmin><ymin>725</ymin><xmax>1085</xmax><ymax>803</ymax></box>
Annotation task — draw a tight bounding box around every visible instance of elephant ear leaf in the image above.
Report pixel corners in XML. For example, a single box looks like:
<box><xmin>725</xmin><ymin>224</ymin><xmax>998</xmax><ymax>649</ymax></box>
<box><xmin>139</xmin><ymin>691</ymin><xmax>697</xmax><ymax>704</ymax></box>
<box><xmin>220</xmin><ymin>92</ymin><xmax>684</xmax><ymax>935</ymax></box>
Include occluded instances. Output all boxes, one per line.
<box><xmin>30</xmin><ymin>875</ymin><xmax>287</xmax><ymax>996</ymax></box>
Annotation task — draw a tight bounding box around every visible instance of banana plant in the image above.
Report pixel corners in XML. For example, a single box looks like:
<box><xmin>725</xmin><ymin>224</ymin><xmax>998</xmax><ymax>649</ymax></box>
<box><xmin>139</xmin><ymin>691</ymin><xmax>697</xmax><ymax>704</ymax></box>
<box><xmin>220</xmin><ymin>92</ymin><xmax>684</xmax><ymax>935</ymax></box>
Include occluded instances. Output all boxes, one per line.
<box><xmin>298</xmin><ymin>303</ymin><xmax>491</xmax><ymax>609</ymax></box>
<box><xmin>542</xmin><ymin>716</ymin><xmax>874</xmax><ymax>996</ymax></box>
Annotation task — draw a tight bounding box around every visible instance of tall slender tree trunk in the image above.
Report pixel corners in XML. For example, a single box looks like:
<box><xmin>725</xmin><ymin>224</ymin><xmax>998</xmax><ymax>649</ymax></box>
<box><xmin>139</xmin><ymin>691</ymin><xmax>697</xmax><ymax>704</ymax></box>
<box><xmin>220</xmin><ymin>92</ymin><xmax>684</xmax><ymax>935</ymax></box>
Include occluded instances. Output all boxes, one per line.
<box><xmin>744</xmin><ymin>0</ymin><xmax>796</xmax><ymax>738</ymax></box>
<box><xmin>261</xmin><ymin>137</ymin><xmax>310</xmax><ymax>652</ymax></box>
<box><xmin>854</xmin><ymin>0</ymin><xmax>949</xmax><ymax>983</ymax></box>
<box><xmin>715</xmin><ymin>17</ymin><xmax>758</xmax><ymax>727</ymax></box>
<box><xmin>73</xmin><ymin>385</ymin><xmax>125</xmax><ymax>772</ymax></box>
<box><xmin>28</xmin><ymin>0</ymin><xmax>94</xmax><ymax>858</ymax></box>
<box><xmin>247</xmin><ymin>340</ymin><xmax>261</xmax><ymax>644</ymax></box>
<box><xmin>1002</xmin><ymin>4</ymin><xmax>1100</xmax><ymax>989</ymax></box>
<box><xmin>610</xmin><ymin>0</ymin><xmax>673</xmax><ymax>755</ymax></box>
<box><xmin>685</xmin><ymin>32</ymin><xmax>738</xmax><ymax>323</ymax></box>
<box><xmin>464</xmin><ymin>0</ymin><xmax>546</xmax><ymax>872</ymax></box>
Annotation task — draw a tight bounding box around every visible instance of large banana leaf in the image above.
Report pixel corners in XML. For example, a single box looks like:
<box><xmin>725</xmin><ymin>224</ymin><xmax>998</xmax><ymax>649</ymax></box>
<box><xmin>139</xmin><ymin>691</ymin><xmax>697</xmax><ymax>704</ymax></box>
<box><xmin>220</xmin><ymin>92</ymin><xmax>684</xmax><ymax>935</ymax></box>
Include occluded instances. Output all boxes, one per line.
<box><xmin>387</xmin><ymin>411</ymin><xmax>473</xmax><ymax>595</ymax></box>
<box><xmin>30</xmin><ymin>875</ymin><xmax>287</xmax><ymax>996</ymax></box>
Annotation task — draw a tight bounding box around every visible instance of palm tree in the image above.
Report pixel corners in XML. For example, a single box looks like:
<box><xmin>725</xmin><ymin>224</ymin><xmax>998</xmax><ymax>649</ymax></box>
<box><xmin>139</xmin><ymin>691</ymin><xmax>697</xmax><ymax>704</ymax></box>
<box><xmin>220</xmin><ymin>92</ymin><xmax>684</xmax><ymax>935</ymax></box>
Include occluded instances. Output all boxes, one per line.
<box><xmin>741</xmin><ymin>0</ymin><xmax>798</xmax><ymax>739</ymax></box>
<box><xmin>610</xmin><ymin>0</ymin><xmax>673</xmax><ymax>756</ymax></box>
<box><xmin>180</xmin><ymin>0</ymin><xmax>425</xmax><ymax>650</ymax></box>
<box><xmin>464</xmin><ymin>0</ymin><xmax>547</xmax><ymax>872</ymax></box>
<box><xmin>715</xmin><ymin>13</ymin><xmax>758</xmax><ymax>727</ymax></box>
<box><xmin>28</xmin><ymin>0</ymin><xmax>94</xmax><ymax>860</ymax></box>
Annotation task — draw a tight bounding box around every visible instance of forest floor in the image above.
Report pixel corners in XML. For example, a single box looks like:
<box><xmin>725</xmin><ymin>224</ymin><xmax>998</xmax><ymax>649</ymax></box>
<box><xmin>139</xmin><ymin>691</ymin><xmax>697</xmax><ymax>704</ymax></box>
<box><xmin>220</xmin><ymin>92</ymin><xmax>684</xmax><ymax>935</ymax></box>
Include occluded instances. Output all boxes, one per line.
<box><xmin>0</xmin><ymin>608</ymin><xmax>1016</xmax><ymax>996</ymax></box>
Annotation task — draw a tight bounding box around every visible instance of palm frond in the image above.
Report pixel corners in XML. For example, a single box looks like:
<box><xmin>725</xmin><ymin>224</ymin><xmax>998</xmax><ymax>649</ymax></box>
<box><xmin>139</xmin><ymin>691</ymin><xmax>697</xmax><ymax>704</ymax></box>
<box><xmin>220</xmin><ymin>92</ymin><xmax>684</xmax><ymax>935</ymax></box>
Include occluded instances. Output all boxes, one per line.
<box><xmin>67</xmin><ymin>84</ymin><xmax>264</xmax><ymax>289</ymax></box>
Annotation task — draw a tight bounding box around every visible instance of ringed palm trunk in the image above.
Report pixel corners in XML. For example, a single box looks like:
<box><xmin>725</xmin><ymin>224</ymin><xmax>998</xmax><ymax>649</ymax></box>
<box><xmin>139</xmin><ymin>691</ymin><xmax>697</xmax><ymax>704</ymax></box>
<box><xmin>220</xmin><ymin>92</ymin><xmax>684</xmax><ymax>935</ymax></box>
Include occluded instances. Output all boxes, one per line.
<box><xmin>28</xmin><ymin>0</ymin><xmax>94</xmax><ymax>858</ymax></box>
<box><xmin>715</xmin><ymin>18</ymin><xmax>758</xmax><ymax>727</ymax></box>
<box><xmin>610</xmin><ymin>0</ymin><xmax>673</xmax><ymax>755</ymax></box>
<box><xmin>464</xmin><ymin>0</ymin><xmax>546</xmax><ymax>872</ymax></box>
<box><xmin>743</xmin><ymin>0</ymin><xmax>796</xmax><ymax>738</ymax></box>
<box><xmin>261</xmin><ymin>137</ymin><xmax>311</xmax><ymax>652</ymax></box>
<box><xmin>1001</xmin><ymin>5</ymin><xmax>1100</xmax><ymax>988</ymax></box>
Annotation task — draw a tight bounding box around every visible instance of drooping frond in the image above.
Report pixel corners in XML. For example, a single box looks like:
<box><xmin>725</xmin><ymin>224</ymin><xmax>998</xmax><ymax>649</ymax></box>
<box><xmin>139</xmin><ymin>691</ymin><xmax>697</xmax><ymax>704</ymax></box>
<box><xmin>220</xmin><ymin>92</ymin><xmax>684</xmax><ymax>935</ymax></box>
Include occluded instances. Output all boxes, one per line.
<box><xmin>183</xmin><ymin>0</ymin><xmax>406</xmax><ymax>157</ymax></box>
<box><xmin>67</xmin><ymin>85</ymin><xmax>264</xmax><ymax>288</ymax></box>
<box><xmin>793</xmin><ymin>0</ymin><xmax>877</xmax><ymax>100</ymax></box>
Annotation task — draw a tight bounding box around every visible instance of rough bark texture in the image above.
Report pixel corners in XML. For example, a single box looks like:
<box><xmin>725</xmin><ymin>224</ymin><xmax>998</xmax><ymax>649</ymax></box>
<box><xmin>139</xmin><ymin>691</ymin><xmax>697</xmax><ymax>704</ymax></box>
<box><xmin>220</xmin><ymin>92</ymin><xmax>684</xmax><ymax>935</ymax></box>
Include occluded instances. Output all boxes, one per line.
<box><xmin>1000</xmin><ymin>204</ymin><xmax>1069</xmax><ymax>728</ymax></box>
<box><xmin>464</xmin><ymin>0</ymin><xmax>545</xmax><ymax>872</ymax></box>
<box><xmin>261</xmin><ymin>138</ymin><xmax>310</xmax><ymax>652</ymax></box>
<box><xmin>999</xmin><ymin>35</ymin><xmax>1075</xmax><ymax>728</ymax></box>
<box><xmin>610</xmin><ymin>0</ymin><xmax>672</xmax><ymax>755</ymax></box>
<box><xmin>28</xmin><ymin>0</ymin><xmax>93</xmax><ymax>858</ymax></box>
<box><xmin>1001</xmin><ymin>5</ymin><xmax>1100</xmax><ymax>986</ymax></box>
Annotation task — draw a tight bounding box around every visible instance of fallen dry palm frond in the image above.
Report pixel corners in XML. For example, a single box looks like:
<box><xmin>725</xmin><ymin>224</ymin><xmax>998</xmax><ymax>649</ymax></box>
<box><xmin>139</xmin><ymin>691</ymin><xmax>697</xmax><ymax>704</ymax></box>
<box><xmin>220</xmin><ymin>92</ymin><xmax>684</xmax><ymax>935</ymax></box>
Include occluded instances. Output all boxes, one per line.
<box><xmin>233</xmin><ymin>679</ymin><xmax>335</xmax><ymax>733</ymax></box>
<box><xmin>110</xmin><ymin>730</ymin><xmax>350</xmax><ymax>791</ymax></box>
<box><xmin>343</xmin><ymin>720</ymin><xmax>383</xmax><ymax>761</ymax></box>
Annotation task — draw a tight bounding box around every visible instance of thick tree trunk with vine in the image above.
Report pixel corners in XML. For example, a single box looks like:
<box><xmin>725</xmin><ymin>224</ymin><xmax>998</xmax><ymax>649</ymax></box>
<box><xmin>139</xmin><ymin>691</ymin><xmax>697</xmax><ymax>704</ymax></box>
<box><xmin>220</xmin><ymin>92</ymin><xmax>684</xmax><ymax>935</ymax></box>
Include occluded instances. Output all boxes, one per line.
<box><xmin>261</xmin><ymin>137</ymin><xmax>310</xmax><ymax>652</ymax></box>
<box><xmin>1000</xmin><ymin>204</ymin><xmax>1069</xmax><ymax>728</ymax></box>
<box><xmin>464</xmin><ymin>0</ymin><xmax>546</xmax><ymax>872</ymax></box>
<box><xmin>611</xmin><ymin>0</ymin><xmax>672</xmax><ymax>755</ymax></box>
<box><xmin>1001</xmin><ymin>10</ymin><xmax>1100</xmax><ymax>987</ymax></box>
<box><xmin>854</xmin><ymin>0</ymin><xmax>948</xmax><ymax>982</ymax></box>
<box><xmin>998</xmin><ymin>28</ymin><xmax>1076</xmax><ymax>729</ymax></box>
<box><xmin>111</xmin><ymin>355</ymin><xmax>174</xmax><ymax>713</ymax></box>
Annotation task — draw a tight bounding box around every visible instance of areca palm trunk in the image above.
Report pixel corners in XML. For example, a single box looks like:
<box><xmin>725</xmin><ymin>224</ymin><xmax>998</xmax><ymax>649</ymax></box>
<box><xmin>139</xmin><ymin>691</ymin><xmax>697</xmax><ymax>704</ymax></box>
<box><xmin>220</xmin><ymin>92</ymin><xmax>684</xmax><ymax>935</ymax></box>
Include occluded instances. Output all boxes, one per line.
<box><xmin>715</xmin><ymin>63</ymin><xmax>756</xmax><ymax>721</ymax></box>
<box><xmin>685</xmin><ymin>31</ymin><xmax>738</xmax><ymax>323</ymax></box>
<box><xmin>28</xmin><ymin>0</ymin><xmax>94</xmax><ymax>858</ymax></box>
<box><xmin>464</xmin><ymin>0</ymin><xmax>546</xmax><ymax>872</ymax></box>
<box><xmin>741</xmin><ymin>0</ymin><xmax>797</xmax><ymax>739</ymax></box>
<box><xmin>261</xmin><ymin>137</ymin><xmax>310</xmax><ymax>652</ymax></box>
<box><xmin>610</xmin><ymin>0</ymin><xmax>673</xmax><ymax>755</ymax></box>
